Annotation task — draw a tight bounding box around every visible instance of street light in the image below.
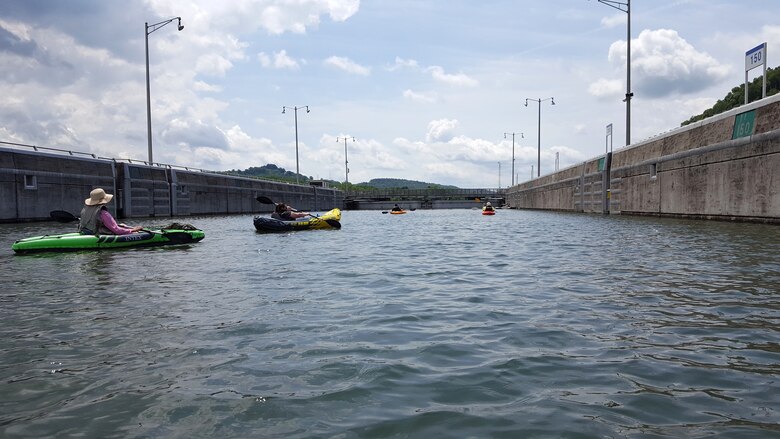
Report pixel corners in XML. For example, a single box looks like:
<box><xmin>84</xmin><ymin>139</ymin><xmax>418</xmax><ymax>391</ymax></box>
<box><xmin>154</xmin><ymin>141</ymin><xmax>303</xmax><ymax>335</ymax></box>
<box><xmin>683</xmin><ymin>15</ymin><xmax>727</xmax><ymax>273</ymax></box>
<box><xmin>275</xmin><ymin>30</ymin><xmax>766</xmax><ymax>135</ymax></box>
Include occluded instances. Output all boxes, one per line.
<box><xmin>498</xmin><ymin>162</ymin><xmax>501</xmax><ymax>189</ymax></box>
<box><xmin>504</xmin><ymin>132</ymin><xmax>524</xmax><ymax>186</ymax></box>
<box><xmin>336</xmin><ymin>136</ymin><xmax>355</xmax><ymax>186</ymax></box>
<box><xmin>145</xmin><ymin>16</ymin><xmax>183</xmax><ymax>165</ymax></box>
<box><xmin>595</xmin><ymin>0</ymin><xmax>631</xmax><ymax>147</ymax></box>
<box><xmin>525</xmin><ymin>97</ymin><xmax>555</xmax><ymax>177</ymax></box>
<box><xmin>282</xmin><ymin>106</ymin><xmax>310</xmax><ymax>185</ymax></box>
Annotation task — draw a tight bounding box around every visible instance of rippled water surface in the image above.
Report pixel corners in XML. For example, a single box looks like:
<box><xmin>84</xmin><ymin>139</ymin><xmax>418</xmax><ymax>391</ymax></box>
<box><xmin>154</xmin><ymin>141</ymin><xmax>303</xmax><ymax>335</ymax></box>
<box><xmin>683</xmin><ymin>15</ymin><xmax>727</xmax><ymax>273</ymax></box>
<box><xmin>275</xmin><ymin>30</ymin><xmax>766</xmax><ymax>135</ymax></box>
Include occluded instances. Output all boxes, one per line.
<box><xmin>1</xmin><ymin>209</ymin><xmax>779</xmax><ymax>438</ymax></box>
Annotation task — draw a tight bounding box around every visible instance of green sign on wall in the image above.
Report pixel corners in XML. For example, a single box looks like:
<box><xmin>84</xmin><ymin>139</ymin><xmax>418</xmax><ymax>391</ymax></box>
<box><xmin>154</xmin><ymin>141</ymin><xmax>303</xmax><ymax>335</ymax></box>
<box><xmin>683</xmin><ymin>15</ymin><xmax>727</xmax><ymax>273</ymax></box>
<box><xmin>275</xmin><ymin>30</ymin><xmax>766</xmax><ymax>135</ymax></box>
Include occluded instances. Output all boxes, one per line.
<box><xmin>732</xmin><ymin>109</ymin><xmax>756</xmax><ymax>139</ymax></box>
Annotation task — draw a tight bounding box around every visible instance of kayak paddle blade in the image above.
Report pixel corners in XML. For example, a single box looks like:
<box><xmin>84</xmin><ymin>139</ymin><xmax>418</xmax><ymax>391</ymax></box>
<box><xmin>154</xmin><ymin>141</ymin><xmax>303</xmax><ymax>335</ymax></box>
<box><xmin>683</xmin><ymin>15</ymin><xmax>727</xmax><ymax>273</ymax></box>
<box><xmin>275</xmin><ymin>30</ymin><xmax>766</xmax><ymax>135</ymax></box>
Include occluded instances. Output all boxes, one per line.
<box><xmin>50</xmin><ymin>210</ymin><xmax>79</xmax><ymax>223</ymax></box>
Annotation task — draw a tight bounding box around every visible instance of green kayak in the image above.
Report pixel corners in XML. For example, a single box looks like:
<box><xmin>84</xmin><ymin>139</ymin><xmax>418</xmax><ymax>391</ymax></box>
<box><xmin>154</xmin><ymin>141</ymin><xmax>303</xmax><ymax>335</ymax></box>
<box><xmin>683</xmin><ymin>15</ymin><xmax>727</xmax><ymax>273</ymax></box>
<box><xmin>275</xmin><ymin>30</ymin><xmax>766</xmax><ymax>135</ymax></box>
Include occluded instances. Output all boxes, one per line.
<box><xmin>12</xmin><ymin>229</ymin><xmax>205</xmax><ymax>254</ymax></box>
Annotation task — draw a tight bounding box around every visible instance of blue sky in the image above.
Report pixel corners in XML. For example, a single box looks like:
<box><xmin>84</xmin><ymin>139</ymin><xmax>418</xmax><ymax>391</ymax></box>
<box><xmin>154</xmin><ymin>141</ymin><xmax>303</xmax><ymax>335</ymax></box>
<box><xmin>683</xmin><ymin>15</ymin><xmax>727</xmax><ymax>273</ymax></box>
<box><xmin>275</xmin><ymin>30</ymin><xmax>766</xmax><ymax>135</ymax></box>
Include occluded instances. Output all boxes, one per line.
<box><xmin>0</xmin><ymin>0</ymin><xmax>778</xmax><ymax>187</ymax></box>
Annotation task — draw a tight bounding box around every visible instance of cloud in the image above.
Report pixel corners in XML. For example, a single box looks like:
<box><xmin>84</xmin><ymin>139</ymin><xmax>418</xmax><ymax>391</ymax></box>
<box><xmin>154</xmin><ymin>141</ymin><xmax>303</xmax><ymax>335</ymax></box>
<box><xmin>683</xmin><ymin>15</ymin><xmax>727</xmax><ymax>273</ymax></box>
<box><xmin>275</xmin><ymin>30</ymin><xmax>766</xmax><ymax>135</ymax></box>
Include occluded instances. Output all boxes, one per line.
<box><xmin>195</xmin><ymin>53</ymin><xmax>234</xmax><ymax>77</ymax></box>
<box><xmin>427</xmin><ymin>66</ymin><xmax>478</xmax><ymax>87</ymax></box>
<box><xmin>193</xmin><ymin>81</ymin><xmax>222</xmax><ymax>92</ymax></box>
<box><xmin>426</xmin><ymin>119</ymin><xmax>458</xmax><ymax>143</ymax></box>
<box><xmin>588</xmin><ymin>78</ymin><xmax>623</xmax><ymax>98</ymax></box>
<box><xmin>196</xmin><ymin>0</ymin><xmax>360</xmax><ymax>35</ymax></box>
<box><xmin>160</xmin><ymin>118</ymin><xmax>230</xmax><ymax>151</ymax></box>
<box><xmin>389</xmin><ymin>56</ymin><xmax>419</xmax><ymax>71</ymax></box>
<box><xmin>258</xmin><ymin>49</ymin><xmax>301</xmax><ymax>69</ymax></box>
<box><xmin>609</xmin><ymin>28</ymin><xmax>731</xmax><ymax>97</ymax></box>
<box><xmin>403</xmin><ymin>89</ymin><xmax>435</xmax><ymax>103</ymax></box>
<box><xmin>600</xmin><ymin>13</ymin><xmax>626</xmax><ymax>29</ymax></box>
<box><xmin>324</xmin><ymin>56</ymin><xmax>370</xmax><ymax>75</ymax></box>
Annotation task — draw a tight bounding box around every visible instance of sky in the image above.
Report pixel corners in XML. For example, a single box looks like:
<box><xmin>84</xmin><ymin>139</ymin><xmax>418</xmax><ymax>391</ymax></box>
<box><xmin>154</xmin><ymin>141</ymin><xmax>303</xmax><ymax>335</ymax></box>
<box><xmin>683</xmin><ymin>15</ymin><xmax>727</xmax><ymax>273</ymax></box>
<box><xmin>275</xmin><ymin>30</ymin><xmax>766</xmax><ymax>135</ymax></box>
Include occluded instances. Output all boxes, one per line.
<box><xmin>1</xmin><ymin>0</ymin><xmax>778</xmax><ymax>188</ymax></box>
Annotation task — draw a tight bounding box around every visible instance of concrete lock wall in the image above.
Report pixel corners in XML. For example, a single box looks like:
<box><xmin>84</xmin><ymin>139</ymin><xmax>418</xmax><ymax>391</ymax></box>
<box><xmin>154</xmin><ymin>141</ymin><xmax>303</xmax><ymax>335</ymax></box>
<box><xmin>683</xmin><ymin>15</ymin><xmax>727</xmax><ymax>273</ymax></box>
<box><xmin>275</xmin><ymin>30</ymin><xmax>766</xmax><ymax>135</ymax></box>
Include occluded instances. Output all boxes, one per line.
<box><xmin>0</xmin><ymin>146</ymin><xmax>344</xmax><ymax>222</ymax></box>
<box><xmin>506</xmin><ymin>93</ymin><xmax>780</xmax><ymax>223</ymax></box>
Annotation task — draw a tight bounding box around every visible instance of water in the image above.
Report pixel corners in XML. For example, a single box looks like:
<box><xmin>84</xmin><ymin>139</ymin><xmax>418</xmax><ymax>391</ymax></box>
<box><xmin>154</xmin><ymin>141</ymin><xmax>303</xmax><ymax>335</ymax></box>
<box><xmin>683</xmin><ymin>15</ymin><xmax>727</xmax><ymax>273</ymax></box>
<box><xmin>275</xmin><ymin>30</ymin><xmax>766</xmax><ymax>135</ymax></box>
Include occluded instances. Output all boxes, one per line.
<box><xmin>1</xmin><ymin>209</ymin><xmax>779</xmax><ymax>438</ymax></box>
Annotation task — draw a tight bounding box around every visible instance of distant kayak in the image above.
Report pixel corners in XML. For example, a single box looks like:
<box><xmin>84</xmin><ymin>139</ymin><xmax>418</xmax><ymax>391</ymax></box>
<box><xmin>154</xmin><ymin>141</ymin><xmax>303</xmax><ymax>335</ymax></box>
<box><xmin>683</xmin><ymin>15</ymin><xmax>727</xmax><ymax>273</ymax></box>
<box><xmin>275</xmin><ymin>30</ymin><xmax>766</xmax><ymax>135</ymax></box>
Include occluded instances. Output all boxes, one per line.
<box><xmin>390</xmin><ymin>210</ymin><xmax>406</xmax><ymax>215</ymax></box>
<box><xmin>254</xmin><ymin>208</ymin><xmax>341</xmax><ymax>233</ymax></box>
<box><xmin>482</xmin><ymin>208</ymin><xmax>496</xmax><ymax>215</ymax></box>
<box><xmin>12</xmin><ymin>229</ymin><xmax>205</xmax><ymax>254</ymax></box>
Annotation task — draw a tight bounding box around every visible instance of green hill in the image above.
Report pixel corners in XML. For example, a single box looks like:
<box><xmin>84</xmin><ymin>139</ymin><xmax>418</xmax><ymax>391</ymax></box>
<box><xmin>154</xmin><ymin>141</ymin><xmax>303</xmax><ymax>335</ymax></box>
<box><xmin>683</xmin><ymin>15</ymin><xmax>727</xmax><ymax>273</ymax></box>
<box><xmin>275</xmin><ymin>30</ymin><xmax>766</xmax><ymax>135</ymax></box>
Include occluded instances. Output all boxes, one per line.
<box><xmin>221</xmin><ymin>166</ymin><xmax>458</xmax><ymax>189</ymax></box>
<box><xmin>222</xmin><ymin>164</ymin><xmax>312</xmax><ymax>184</ymax></box>
<box><xmin>681</xmin><ymin>65</ymin><xmax>779</xmax><ymax>126</ymax></box>
<box><xmin>357</xmin><ymin>178</ymin><xmax>458</xmax><ymax>189</ymax></box>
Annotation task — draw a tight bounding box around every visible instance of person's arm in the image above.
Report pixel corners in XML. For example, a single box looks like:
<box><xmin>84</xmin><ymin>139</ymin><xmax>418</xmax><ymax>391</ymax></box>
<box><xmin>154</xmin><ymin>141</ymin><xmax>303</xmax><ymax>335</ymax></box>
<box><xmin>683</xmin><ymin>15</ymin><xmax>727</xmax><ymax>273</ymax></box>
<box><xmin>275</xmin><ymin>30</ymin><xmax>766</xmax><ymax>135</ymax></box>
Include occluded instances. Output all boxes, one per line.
<box><xmin>291</xmin><ymin>211</ymin><xmax>309</xmax><ymax>219</ymax></box>
<box><xmin>99</xmin><ymin>210</ymin><xmax>141</xmax><ymax>235</ymax></box>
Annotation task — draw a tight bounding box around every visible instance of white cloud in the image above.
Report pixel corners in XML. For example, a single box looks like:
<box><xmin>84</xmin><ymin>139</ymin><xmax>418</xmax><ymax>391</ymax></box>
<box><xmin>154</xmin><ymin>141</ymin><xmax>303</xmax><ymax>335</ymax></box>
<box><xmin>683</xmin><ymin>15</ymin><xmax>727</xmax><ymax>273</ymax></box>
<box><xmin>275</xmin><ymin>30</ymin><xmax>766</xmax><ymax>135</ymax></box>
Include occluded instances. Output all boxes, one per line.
<box><xmin>195</xmin><ymin>54</ymin><xmax>234</xmax><ymax>77</ymax></box>
<box><xmin>258</xmin><ymin>49</ymin><xmax>300</xmax><ymax>70</ymax></box>
<box><xmin>389</xmin><ymin>56</ymin><xmax>419</xmax><ymax>71</ymax></box>
<box><xmin>193</xmin><ymin>81</ymin><xmax>222</xmax><ymax>92</ymax></box>
<box><xmin>426</xmin><ymin>119</ymin><xmax>458</xmax><ymax>143</ymax></box>
<box><xmin>588</xmin><ymin>78</ymin><xmax>623</xmax><ymax>98</ymax></box>
<box><xmin>403</xmin><ymin>89</ymin><xmax>435</xmax><ymax>103</ymax></box>
<box><xmin>427</xmin><ymin>66</ymin><xmax>479</xmax><ymax>87</ymax></box>
<box><xmin>324</xmin><ymin>56</ymin><xmax>371</xmax><ymax>75</ymax></box>
<box><xmin>600</xmin><ymin>13</ymin><xmax>626</xmax><ymax>29</ymax></box>
<box><xmin>610</xmin><ymin>29</ymin><xmax>731</xmax><ymax>97</ymax></box>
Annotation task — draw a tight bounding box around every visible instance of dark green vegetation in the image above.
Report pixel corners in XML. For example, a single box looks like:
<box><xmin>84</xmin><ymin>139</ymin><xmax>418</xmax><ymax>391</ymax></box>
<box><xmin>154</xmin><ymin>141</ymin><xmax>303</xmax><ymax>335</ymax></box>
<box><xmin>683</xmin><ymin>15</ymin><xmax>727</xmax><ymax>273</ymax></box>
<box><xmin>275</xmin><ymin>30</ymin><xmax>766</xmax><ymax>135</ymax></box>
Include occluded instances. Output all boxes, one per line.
<box><xmin>221</xmin><ymin>165</ymin><xmax>459</xmax><ymax>189</ymax></box>
<box><xmin>682</xmin><ymin>65</ymin><xmax>778</xmax><ymax>126</ymax></box>
<box><xmin>223</xmin><ymin>164</ymin><xmax>314</xmax><ymax>183</ymax></box>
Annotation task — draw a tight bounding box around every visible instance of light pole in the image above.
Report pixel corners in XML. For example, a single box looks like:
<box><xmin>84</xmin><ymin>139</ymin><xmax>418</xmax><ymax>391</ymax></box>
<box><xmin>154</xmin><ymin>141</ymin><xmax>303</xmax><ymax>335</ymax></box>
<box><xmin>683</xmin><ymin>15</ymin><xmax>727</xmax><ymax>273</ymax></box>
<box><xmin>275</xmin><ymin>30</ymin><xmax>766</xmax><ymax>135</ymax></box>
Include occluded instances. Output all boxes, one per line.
<box><xmin>504</xmin><ymin>132</ymin><xmax>523</xmax><ymax>186</ymax></box>
<box><xmin>595</xmin><ymin>0</ymin><xmax>631</xmax><ymax>146</ymax></box>
<box><xmin>282</xmin><ymin>106</ymin><xmax>309</xmax><ymax>185</ymax></box>
<box><xmin>145</xmin><ymin>16</ymin><xmax>183</xmax><ymax>165</ymax></box>
<box><xmin>336</xmin><ymin>136</ymin><xmax>355</xmax><ymax>186</ymax></box>
<box><xmin>525</xmin><ymin>97</ymin><xmax>555</xmax><ymax>177</ymax></box>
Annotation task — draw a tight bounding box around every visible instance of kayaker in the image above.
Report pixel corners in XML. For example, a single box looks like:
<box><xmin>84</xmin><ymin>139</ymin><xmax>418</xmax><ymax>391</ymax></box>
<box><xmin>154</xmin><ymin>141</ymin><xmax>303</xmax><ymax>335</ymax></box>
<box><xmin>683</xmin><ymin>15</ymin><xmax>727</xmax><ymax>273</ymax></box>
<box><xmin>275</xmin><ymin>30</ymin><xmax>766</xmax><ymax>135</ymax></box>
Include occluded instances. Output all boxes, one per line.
<box><xmin>272</xmin><ymin>203</ymin><xmax>309</xmax><ymax>221</ymax></box>
<box><xmin>391</xmin><ymin>204</ymin><xmax>403</xmax><ymax>212</ymax></box>
<box><xmin>484</xmin><ymin>202</ymin><xmax>495</xmax><ymax>212</ymax></box>
<box><xmin>78</xmin><ymin>188</ymin><xmax>143</xmax><ymax>235</ymax></box>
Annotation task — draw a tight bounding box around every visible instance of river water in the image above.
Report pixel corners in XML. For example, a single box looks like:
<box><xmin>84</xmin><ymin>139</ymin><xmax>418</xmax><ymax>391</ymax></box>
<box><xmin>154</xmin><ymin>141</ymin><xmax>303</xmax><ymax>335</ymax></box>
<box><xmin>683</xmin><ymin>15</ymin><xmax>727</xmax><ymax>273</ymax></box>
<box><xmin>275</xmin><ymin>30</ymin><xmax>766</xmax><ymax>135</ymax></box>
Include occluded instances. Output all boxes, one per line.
<box><xmin>1</xmin><ymin>209</ymin><xmax>778</xmax><ymax>438</ymax></box>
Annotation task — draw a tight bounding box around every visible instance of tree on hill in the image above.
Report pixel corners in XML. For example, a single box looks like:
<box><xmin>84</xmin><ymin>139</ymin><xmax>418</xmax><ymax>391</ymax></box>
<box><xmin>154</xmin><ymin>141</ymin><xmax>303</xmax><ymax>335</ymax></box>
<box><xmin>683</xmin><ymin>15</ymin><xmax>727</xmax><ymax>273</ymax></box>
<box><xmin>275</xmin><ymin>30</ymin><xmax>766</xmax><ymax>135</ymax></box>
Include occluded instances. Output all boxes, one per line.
<box><xmin>222</xmin><ymin>164</ymin><xmax>312</xmax><ymax>183</ymax></box>
<box><xmin>681</xmin><ymin>65</ymin><xmax>779</xmax><ymax>126</ymax></box>
<box><xmin>356</xmin><ymin>178</ymin><xmax>459</xmax><ymax>189</ymax></box>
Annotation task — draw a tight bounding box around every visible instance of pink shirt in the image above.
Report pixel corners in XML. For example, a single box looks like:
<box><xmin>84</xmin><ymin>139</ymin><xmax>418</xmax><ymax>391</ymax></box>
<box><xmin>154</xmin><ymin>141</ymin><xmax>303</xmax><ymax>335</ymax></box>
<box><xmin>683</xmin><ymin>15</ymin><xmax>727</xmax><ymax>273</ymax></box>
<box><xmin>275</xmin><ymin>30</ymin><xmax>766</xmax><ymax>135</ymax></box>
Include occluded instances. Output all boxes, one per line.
<box><xmin>99</xmin><ymin>209</ymin><xmax>135</xmax><ymax>235</ymax></box>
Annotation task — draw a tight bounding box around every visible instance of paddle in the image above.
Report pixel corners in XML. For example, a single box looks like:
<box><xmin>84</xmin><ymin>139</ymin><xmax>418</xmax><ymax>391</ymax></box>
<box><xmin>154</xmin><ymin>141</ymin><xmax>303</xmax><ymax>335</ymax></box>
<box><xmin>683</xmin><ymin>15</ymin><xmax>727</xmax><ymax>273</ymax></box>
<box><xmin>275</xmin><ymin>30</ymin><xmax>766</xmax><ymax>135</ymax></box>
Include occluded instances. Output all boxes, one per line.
<box><xmin>51</xmin><ymin>210</ymin><xmax>79</xmax><ymax>223</ymax></box>
<box><xmin>255</xmin><ymin>196</ymin><xmax>341</xmax><ymax>229</ymax></box>
<box><xmin>49</xmin><ymin>210</ymin><xmax>194</xmax><ymax>243</ymax></box>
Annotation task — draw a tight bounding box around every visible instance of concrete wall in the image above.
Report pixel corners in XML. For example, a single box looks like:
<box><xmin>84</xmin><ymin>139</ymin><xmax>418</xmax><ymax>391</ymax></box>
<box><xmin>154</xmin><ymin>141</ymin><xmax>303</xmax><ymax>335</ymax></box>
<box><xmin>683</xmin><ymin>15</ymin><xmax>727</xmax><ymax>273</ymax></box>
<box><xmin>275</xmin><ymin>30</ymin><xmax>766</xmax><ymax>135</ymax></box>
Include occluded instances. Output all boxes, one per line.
<box><xmin>0</xmin><ymin>147</ymin><xmax>344</xmax><ymax>222</ymax></box>
<box><xmin>506</xmin><ymin>93</ymin><xmax>780</xmax><ymax>223</ymax></box>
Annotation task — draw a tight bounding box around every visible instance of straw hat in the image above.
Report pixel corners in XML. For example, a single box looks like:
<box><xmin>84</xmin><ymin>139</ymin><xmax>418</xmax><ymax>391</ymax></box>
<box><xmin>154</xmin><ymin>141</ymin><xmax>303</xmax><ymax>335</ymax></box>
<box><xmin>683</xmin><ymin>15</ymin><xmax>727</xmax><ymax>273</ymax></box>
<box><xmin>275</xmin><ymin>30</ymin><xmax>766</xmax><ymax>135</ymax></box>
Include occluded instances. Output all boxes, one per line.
<box><xmin>85</xmin><ymin>188</ymin><xmax>113</xmax><ymax>205</ymax></box>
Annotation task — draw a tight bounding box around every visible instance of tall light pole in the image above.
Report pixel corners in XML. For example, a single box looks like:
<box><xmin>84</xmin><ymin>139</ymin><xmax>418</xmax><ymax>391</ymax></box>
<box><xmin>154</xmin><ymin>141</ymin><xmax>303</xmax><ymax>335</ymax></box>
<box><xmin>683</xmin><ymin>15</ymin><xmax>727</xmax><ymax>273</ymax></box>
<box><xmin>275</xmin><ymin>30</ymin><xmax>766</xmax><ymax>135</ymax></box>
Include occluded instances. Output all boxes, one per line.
<box><xmin>336</xmin><ymin>136</ymin><xmax>355</xmax><ymax>186</ymax></box>
<box><xmin>504</xmin><ymin>132</ymin><xmax>524</xmax><ymax>186</ymax></box>
<box><xmin>282</xmin><ymin>106</ymin><xmax>309</xmax><ymax>185</ymax></box>
<box><xmin>595</xmin><ymin>0</ymin><xmax>631</xmax><ymax>146</ymax></box>
<box><xmin>525</xmin><ymin>97</ymin><xmax>555</xmax><ymax>177</ymax></box>
<box><xmin>145</xmin><ymin>16</ymin><xmax>183</xmax><ymax>165</ymax></box>
<box><xmin>498</xmin><ymin>162</ymin><xmax>501</xmax><ymax>189</ymax></box>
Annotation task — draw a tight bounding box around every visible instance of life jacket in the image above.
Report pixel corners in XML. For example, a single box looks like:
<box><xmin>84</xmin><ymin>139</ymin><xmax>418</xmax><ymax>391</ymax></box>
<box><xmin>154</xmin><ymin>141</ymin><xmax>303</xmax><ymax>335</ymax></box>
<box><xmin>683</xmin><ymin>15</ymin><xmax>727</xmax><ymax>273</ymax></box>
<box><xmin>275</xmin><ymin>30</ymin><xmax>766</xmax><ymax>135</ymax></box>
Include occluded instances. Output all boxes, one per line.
<box><xmin>78</xmin><ymin>205</ymin><xmax>112</xmax><ymax>235</ymax></box>
<box><xmin>271</xmin><ymin>211</ymin><xmax>295</xmax><ymax>221</ymax></box>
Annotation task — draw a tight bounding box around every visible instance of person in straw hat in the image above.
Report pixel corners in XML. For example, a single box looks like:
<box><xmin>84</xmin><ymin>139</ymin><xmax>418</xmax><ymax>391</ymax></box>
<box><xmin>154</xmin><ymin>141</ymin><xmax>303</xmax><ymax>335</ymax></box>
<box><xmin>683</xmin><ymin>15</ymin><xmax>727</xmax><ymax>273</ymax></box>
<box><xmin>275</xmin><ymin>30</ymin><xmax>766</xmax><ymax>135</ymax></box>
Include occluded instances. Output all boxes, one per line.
<box><xmin>78</xmin><ymin>188</ymin><xmax>143</xmax><ymax>235</ymax></box>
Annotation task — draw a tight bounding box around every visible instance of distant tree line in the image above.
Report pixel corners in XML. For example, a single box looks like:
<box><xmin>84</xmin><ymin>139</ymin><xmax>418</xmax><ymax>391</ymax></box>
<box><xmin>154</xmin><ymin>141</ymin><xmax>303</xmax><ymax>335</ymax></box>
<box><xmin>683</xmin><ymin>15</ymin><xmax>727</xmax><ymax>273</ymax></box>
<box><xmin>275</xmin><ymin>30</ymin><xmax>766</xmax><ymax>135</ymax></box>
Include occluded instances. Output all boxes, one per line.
<box><xmin>220</xmin><ymin>165</ymin><xmax>460</xmax><ymax>190</ymax></box>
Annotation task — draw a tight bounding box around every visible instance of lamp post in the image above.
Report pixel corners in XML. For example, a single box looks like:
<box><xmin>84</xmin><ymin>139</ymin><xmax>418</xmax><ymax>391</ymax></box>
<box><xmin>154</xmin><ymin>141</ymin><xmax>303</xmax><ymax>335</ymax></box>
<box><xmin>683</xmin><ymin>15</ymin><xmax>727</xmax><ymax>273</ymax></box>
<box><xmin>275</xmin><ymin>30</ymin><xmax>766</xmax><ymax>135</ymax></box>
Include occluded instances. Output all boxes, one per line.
<box><xmin>336</xmin><ymin>136</ymin><xmax>355</xmax><ymax>186</ymax></box>
<box><xmin>595</xmin><ymin>0</ymin><xmax>631</xmax><ymax>147</ymax></box>
<box><xmin>145</xmin><ymin>16</ymin><xmax>183</xmax><ymax>165</ymax></box>
<box><xmin>504</xmin><ymin>132</ymin><xmax>523</xmax><ymax>186</ymax></box>
<box><xmin>282</xmin><ymin>106</ymin><xmax>309</xmax><ymax>185</ymax></box>
<box><xmin>498</xmin><ymin>161</ymin><xmax>501</xmax><ymax>189</ymax></box>
<box><xmin>525</xmin><ymin>97</ymin><xmax>555</xmax><ymax>177</ymax></box>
